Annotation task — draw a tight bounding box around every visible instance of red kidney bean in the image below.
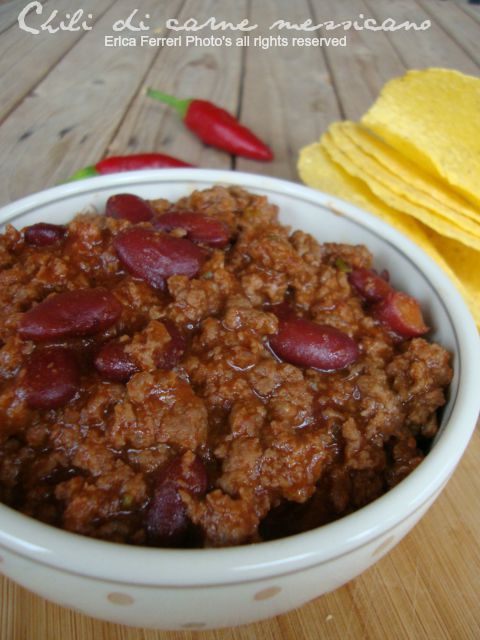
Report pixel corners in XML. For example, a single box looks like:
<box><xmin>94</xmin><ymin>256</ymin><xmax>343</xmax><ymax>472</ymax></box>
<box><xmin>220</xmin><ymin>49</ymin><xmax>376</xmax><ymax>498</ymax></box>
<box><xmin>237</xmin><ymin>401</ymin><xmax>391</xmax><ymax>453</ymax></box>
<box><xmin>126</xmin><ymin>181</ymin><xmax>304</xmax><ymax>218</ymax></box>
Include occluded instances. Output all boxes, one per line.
<box><xmin>158</xmin><ymin>319</ymin><xmax>187</xmax><ymax>369</ymax></box>
<box><xmin>19</xmin><ymin>288</ymin><xmax>122</xmax><ymax>341</ymax></box>
<box><xmin>94</xmin><ymin>321</ymin><xmax>186</xmax><ymax>381</ymax></box>
<box><xmin>348</xmin><ymin>268</ymin><xmax>391</xmax><ymax>303</ymax></box>
<box><xmin>24</xmin><ymin>223</ymin><xmax>67</xmax><ymax>247</ymax></box>
<box><xmin>373</xmin><ymin>291</ymin><xmax>429</xmax><ymax>338</ymax></box>
<box><xmin>146</xmin><ymin>478</ymin><xmax>188</xmax><ymax>546</ymax></box>
<box><xmin>146</xmin><ymin>453</ymin><xmax>208</xmax><ymax>546</ymax></box>
<box><xmin>94</xmin><ymin>340</ymin><xmax>139</xmax><ymax>382</ymax></box>
<box><xmin>154</xmin><ymin>212</ymin><xmax>230</xmax><ymax>248</ymax></box>
<box><xmin>105</xmin><ymin>193</ymin><xmax>155</xmax><ymax>223</ymax></box>
<box><xmin>266</xmin><ymin>302</ymin><xmax>297</xmax><ymax>322</ymax></box>
<box><xmin>269</xmin><ymin>317</ymin><xmax>359</xmax><ymax>371</ymax></box>
<box><xmin>113</xmin><ymin>227</ymin><xmax>205</xmax><ymax>289</ymax></box>
<box><xmin>22</xmin><ymin>347</ymin><xmax>80</xmax><ymax>410</ymax></box>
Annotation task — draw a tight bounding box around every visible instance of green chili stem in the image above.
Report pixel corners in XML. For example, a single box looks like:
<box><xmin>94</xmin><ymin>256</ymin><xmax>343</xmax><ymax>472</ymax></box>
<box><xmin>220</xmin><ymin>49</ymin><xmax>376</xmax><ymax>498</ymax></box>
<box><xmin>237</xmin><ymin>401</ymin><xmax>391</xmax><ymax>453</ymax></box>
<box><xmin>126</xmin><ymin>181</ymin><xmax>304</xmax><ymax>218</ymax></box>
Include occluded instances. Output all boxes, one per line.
<box><xmin>63</xmin><ymin>166</ymin><xmax>99</xmax><ymax>183</ymax></box>
<box><xmin>146</xmin><ymin>88</ymin><xmax>190</xmax><ymax>119</ymax></box>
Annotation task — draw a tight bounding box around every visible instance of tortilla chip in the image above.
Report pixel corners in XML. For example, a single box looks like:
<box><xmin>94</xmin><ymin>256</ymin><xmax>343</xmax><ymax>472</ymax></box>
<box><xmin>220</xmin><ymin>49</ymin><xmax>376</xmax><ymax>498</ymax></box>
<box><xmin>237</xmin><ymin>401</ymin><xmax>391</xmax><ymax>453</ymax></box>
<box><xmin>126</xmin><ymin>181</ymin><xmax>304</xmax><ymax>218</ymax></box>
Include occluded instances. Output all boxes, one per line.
<box><xmin>362</xmin><ymin>68</ymin><xmax>480</xmax><ymax>208</ymax></box>
<box><xmin>337</xmin><ymin>121</ymin><xmax>480</xmax><ymax>226</ymax></box>
<box><xmin>327</xmin><ymin>122</ymin><xmax>480</xmax><ymax>241</ymax></box>
<box><xmin>429</xmin><ymin>232</ymin><xmax>480</xmax><ymax>312</ymax></box>
<box><xmin>298</xmin><ymin>142</ymin><xmax>480</xmax><ymax>326</ymax></box>
<box><xmin>298</xmin><ymin>141</ymin><xmax>383</xmax><ymax>214</ymax></box>
<box><xmin>321</xmin><ymin>131</ymin><xmax>480</xmax><ymax>252</ymax></box>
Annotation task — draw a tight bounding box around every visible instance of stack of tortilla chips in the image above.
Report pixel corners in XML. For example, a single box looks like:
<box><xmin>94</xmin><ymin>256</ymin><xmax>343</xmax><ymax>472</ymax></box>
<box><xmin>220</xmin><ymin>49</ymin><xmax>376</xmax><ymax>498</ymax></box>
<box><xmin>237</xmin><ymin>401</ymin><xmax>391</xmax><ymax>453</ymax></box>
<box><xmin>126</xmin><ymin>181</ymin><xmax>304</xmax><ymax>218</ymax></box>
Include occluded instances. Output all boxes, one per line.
<box><xmin>298</xmin><ymin>68</ymin><xmax>480</xmax><ymax>327</ymax></box>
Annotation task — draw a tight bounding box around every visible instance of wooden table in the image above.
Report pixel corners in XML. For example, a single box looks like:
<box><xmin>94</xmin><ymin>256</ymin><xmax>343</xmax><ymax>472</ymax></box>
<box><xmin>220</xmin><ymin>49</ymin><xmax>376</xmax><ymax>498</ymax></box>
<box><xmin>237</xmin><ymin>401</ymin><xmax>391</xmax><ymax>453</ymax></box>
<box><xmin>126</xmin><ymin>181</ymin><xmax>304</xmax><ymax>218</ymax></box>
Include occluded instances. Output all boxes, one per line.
<box><xmin>1</xmin><ymin>0</ymin><xmax>479</xmax><ymax>638</ymax></box>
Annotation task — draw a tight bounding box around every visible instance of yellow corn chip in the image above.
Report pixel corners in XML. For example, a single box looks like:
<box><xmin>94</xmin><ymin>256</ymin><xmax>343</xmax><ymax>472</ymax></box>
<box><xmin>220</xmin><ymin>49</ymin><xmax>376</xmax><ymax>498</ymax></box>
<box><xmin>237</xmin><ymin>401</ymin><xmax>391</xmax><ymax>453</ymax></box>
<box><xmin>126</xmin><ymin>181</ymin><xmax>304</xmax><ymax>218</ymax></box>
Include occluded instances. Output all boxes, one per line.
<box><xmin>327</xmin><ymin>122</ymin><xmax>480</xmax><ymax>239</ymax></box>
<box><xmin>339</xmin><ymin>121</ymin><xmax>480</xmax><ymax>225</ymax></box>
<box><xmin>298</xmin><ymin>142</ymin><xmax>479</xmax><ymax>326</ymax></box>
<box><xmin>362</xmin><ymin>68</ymin><xmax>480</xmax><ymax>209</ymax></box>
<box><xmin>322</xmin><ymin>131</ymin><xmax>480</xmax><ymax>252</ymax></box>
<box><xmin>429</xmin><ymin>233</ymin><xmax>480</xmax><ymax>312</ymax></box>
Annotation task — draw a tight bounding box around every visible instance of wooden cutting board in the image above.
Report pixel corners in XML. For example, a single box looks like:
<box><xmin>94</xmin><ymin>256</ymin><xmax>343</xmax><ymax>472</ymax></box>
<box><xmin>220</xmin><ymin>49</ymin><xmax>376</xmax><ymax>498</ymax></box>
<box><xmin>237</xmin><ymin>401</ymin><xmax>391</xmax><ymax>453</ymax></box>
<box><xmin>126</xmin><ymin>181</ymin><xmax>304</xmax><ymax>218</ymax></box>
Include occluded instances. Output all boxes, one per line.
<box><xmin>1</xmin><ymin>424</ymin><xmax>479</xmax><ymax>640</ymax></box>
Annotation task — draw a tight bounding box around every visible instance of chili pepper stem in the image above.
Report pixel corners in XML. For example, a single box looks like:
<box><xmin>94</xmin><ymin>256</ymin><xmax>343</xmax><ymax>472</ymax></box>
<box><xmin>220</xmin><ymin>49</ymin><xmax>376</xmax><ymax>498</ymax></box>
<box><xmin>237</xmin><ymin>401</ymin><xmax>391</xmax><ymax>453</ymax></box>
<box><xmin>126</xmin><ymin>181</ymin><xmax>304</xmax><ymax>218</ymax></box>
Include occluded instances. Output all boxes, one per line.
<box><xmin>146</xmin><ymin>88</ymin><xmax>190</xmax><ymax>119</ymax></box>
<box><xmin>63</xmin><ymin>166</ymin><xmax>99</xmax><ymax>183</ymax></box>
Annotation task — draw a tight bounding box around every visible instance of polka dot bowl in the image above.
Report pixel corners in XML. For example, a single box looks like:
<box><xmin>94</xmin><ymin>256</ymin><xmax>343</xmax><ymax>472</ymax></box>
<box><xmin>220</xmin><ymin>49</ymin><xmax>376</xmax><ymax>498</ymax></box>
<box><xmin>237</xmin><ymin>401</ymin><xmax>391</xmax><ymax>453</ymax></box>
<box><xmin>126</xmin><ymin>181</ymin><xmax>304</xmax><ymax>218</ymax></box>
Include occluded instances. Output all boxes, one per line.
<box><xmin>0</xmin><ymin>170</ymin><xmax>478</xmax><ymax>629</ymax></box>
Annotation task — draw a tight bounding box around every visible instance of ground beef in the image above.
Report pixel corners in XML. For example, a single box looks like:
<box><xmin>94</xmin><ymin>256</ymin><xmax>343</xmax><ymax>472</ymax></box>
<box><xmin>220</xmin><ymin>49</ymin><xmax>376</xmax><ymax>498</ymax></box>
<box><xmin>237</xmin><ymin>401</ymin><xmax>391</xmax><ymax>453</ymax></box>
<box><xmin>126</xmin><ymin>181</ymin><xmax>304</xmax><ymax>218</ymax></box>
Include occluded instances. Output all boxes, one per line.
<box><xmin>0</xmin><ymin>186</ymin><xmax>452</xmax><ymax>547</ymax></box>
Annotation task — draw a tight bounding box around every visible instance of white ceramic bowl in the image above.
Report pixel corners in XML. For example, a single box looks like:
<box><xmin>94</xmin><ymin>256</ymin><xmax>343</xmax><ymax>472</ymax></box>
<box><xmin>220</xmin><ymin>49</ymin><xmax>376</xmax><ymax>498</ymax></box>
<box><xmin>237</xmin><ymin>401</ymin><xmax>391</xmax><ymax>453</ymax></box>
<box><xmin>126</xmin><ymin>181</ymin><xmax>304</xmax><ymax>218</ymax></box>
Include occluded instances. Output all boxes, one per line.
<box><xmin>0</xmin><ymin>169</ymin><xmax>479</xmax><ymax>630</ymax></box>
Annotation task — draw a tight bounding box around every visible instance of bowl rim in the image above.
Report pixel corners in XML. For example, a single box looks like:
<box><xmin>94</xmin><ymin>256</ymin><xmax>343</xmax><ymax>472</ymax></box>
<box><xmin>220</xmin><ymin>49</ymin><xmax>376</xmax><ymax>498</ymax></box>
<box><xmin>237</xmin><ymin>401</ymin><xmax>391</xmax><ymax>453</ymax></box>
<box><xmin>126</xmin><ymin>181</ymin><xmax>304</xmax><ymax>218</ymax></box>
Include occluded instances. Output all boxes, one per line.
<box><xmin>0</xmin><ymin>168</ymin><xmax>479</xmax><ymax>587</ymax></box>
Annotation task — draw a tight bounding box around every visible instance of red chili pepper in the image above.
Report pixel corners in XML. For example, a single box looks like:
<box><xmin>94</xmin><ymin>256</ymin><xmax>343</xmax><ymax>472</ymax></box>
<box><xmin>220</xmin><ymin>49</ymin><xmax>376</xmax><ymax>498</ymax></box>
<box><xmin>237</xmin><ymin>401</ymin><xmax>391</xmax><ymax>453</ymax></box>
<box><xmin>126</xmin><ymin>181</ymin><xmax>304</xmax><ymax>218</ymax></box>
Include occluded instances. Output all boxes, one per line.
<box><xmin>65</xmin><ymin>153</ymin><xmax>194</xmax><ymax>182</ymax></box>
<box><xmin>147</xmin><ymin>89</ymin><xmax>273</xmax><ymax>161</ymax></box>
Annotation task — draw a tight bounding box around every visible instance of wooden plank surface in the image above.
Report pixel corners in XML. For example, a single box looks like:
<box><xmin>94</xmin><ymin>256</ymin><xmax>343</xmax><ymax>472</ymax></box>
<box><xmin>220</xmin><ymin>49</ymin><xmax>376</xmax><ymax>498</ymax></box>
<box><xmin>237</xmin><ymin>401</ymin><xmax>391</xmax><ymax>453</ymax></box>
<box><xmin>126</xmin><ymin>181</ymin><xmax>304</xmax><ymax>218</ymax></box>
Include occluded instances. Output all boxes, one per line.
<box><xmin>0</xmin><ymin>0</ymin><xmax>36</xmax><ymax>35</ymax></box>
<box><xmin>0</xmin><ymin>0</ymin><xmax>184</xmax><ymax>204</ymax></box>
<box><xmin>1</xmin><ymin>0</ymin><xmax>480</xmax><ymax>638</ymax></box>
<box><xmin>363</xmin><ymin>0</ymin><xmax>480</xmax><ymax>74</ymax></box>
<box><xmin>108</xmin><ymin>0</ymin><xmax>247</xmax><ymax>171</ymax></box>
<box><xmin>0</xmin><ymin>0</ymin><xmax>115</xmax><ymax>123</ymax></box>
<box><xmin>311</xmin><ymin>0</ymin><xmax>406</xmax><ymax>121</ymax></box>
<box><xmin>236</xmin><ymin>0</ymin><xmax>341</xmax><ymax>179</ymax></box>
<box><xmin>416</xmin><ymin>0</ymin><xmax>480</xmax><ymax>66</ymax></box>
<box><xmin>454</xmin><ymin>0</ymin><xmax>480</xmax><ymax>23</ymax></box>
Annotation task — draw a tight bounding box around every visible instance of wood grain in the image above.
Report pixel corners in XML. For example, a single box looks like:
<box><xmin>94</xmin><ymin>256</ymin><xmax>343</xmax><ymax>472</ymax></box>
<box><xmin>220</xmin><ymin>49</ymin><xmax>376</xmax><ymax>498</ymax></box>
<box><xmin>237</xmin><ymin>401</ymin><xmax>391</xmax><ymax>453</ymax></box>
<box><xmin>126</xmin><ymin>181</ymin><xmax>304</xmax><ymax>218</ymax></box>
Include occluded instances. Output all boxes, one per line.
<box><xmin>416</xmin><ymin>0</ymin><xmax>480</xmax><ymax>66</ymax></box>
<box><xmin>236</xmin><ymin>0</ymin><xmax>342</xmax><ymax>180</ymax></box>
<box><xmin>363</xmin><ymin>0</ymin><xmax>480</xmax><ymax>74</ymax></box>
<box><xmin>310</xmin><ymin>0</ymin><xmax>406</xmax><ymax>121</ymax></box>
<box><xmin>0</xmin><ymin>0</ymin><xmax>116</xmax><ymax>123</ymax></box>
<box><xmin>0</xmin><ymin>0</ymin><xmax>36</xmax><ymax>35</ymax></box>
<box><xmin>0</xmin><ymin>0</ymin><xmax>184</xmax><ymax>205</ymax></box>
<box><xmin>108</xmin><ymin>0</ymin><xmax>249</xmax><ymax>171</ymax></box>
<box><xmin>454</xmin><ymin>0</ymin><xmax>480</xmax><ymax>23</ymax></box>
